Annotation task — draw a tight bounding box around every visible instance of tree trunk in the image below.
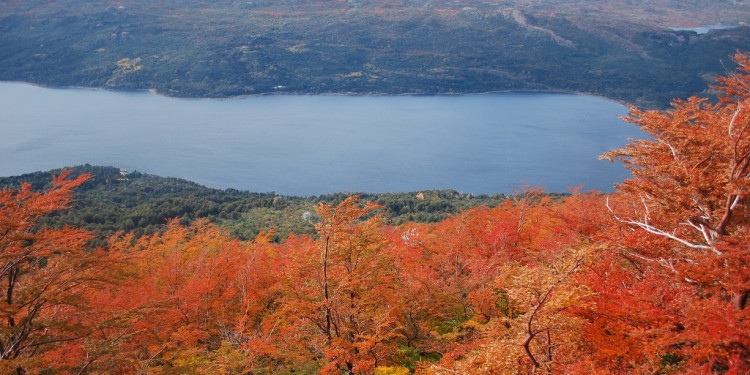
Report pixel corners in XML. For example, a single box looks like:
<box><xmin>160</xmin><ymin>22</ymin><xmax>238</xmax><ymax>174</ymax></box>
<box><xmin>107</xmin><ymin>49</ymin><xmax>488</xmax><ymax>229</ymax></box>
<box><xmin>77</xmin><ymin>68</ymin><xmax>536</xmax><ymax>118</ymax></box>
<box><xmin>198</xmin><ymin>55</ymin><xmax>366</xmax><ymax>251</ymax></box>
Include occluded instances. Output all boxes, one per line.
<box><xmin>733</xmin><ymin>290</ymin><xmax>749</xmax><ymax>310</ymax></box>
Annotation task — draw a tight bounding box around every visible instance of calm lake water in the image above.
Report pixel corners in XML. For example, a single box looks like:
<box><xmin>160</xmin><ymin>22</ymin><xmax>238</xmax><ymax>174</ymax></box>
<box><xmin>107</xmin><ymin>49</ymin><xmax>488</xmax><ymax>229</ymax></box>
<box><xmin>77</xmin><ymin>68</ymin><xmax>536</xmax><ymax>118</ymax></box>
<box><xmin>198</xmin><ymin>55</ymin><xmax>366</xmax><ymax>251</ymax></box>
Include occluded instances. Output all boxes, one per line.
<box><xmin>671</xmin><ymin>25</ymin><xmax>738</xmax><ymax>34</ymax></box>
<box><xmin>0</xmin><ymin>82</ymin><xmax>643</xmax><ymax>195</ymax></box>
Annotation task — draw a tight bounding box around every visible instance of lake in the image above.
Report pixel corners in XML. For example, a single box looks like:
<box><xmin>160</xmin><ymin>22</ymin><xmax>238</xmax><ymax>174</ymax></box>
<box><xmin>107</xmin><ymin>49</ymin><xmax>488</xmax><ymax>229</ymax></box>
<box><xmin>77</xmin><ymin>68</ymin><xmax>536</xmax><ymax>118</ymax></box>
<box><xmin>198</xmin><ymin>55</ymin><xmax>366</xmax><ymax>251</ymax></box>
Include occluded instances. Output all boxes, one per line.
<box><xmin>671</xmin><ymin>25</ymin><xmax>738</xmax><ymax>34</ymax></box>
<box><xmin>0</xmin><ymin>82</ymin><xmax>644</xmax><ymax>195</ymax></box>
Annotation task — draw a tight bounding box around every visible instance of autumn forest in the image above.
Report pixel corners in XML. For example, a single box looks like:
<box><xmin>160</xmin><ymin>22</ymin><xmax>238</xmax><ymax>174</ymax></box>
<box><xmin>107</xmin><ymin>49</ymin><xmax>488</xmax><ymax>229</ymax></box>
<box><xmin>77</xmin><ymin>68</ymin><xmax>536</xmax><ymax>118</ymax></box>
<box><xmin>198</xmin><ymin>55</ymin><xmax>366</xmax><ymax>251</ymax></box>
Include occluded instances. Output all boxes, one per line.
<box><xmin>2</xmin><ymin>53</ymin><xmax>750</xmax><ymax>374</ymax></box>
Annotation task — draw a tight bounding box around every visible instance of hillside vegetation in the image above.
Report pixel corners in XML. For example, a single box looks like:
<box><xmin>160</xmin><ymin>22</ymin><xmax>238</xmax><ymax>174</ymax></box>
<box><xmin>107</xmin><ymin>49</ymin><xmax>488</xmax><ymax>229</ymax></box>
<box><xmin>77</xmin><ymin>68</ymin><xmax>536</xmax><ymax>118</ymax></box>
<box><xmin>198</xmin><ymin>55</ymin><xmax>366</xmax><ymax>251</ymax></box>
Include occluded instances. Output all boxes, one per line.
<box><xmin>2</xmin><ymin>0</ymin><xmax>750</xmax><ymax>107</ymax></box>
<box><xmin>0</xmin><ymin>165</ymin><xmax>513</xmax><ymax>245</ymax></box>
<box><xmin>0</xmin><ymin>53</ymin><xmax>749</xmax><ymax>374</ymax></box>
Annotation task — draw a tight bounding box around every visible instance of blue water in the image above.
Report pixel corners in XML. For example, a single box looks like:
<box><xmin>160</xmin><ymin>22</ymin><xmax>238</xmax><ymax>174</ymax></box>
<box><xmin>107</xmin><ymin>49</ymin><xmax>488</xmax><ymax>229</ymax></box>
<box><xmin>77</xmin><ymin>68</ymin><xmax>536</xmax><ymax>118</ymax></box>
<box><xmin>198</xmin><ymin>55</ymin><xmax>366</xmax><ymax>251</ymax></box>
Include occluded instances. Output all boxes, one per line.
<box><xmin>0</xmin><ymin>82</ymin><xmax>643</xmax><ymax>195</ymax></box>
<box><xmin>672</xmin><ymin>25</ymin><xmax>737</xmax><ymax>34</ymax></box>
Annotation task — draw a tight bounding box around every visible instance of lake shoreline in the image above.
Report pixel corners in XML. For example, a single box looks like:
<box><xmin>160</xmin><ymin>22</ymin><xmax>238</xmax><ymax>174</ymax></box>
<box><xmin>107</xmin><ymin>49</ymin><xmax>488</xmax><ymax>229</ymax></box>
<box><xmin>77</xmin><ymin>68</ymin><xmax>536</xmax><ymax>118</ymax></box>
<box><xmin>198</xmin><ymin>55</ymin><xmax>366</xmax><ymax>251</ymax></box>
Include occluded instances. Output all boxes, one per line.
<box><xmin>0</xmin><ymin>80</ymin><xmax>633</xmax><ymax>108</ymax></box>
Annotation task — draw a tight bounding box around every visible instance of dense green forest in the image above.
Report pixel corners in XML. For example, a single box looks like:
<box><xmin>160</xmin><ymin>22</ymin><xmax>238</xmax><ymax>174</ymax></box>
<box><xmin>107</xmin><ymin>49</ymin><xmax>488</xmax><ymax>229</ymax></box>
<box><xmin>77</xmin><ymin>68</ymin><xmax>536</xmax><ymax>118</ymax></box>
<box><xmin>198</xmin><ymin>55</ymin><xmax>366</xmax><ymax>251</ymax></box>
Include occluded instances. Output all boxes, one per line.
<box><xmin>0</xmin><ymin>165</ymin><xmax>518</xmax><ymax>245</ymax></box>
<box><xmin>2</xmin><ymin>0</ymin><xmax>750</xmax><ymax>107</ymax></box>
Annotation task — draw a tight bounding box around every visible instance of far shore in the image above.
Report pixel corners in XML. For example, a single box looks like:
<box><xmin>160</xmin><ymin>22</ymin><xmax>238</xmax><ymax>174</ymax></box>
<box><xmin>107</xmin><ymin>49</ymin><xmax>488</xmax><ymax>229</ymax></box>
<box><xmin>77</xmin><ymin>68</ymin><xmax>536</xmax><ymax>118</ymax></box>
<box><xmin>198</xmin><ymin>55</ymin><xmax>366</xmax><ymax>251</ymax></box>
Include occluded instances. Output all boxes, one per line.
<box><xmin>0</xmin><ymin>79</ymin><xmax>635</xmax><ymax>108</ymax></box>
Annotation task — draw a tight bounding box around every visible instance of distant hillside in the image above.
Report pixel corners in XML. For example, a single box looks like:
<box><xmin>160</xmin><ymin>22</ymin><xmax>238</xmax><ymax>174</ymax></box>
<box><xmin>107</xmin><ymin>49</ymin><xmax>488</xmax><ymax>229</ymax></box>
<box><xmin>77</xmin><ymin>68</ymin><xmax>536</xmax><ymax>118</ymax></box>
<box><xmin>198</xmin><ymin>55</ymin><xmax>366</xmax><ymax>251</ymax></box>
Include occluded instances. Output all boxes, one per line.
<box><xmin>1</xmin><ymin>0</ymin><xmax>750</xmax><ymax>107</ymax></box>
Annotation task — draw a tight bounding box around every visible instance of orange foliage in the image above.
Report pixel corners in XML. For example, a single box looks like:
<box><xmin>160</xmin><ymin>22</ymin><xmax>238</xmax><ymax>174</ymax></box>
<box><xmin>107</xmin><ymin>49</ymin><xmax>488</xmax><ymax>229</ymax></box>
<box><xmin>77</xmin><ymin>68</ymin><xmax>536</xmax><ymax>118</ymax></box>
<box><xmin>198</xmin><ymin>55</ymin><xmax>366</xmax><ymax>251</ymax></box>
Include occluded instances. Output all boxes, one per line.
<box><xmin>599</xmin><ymin>52</ymin><xmax>750</xmax><ymax>372</ymax></box>
<box><xmin>0</xmin><ymin>171</ymin><xmax>121</xmax><ymax>374</ymax></box>
<box><xmin>278</xmin><ymin>196</ymin><xmax>402</xmax><ymax>374</ymax></box>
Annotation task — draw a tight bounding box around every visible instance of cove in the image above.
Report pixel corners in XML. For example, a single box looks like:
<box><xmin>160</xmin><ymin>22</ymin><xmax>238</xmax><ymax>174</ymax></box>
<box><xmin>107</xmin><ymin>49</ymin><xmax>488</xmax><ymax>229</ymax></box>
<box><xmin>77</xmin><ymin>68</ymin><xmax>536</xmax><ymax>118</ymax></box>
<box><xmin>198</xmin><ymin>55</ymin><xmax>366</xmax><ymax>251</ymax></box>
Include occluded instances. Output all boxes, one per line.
<box><xmin>0</xmin><ymin>82</ymin><xmax>644</xmax><ymax>195</ymax></box>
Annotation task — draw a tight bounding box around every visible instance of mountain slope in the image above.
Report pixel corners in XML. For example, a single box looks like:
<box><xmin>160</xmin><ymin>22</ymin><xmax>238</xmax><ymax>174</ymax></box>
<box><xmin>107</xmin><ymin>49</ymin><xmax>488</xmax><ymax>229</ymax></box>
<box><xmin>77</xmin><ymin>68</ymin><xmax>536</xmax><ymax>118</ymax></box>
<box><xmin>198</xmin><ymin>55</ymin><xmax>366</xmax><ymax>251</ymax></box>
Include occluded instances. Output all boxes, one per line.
<box><xmin>1</xmin><ymin>1</ymin><xmax>750</xmax><ymax>107</ymax></box>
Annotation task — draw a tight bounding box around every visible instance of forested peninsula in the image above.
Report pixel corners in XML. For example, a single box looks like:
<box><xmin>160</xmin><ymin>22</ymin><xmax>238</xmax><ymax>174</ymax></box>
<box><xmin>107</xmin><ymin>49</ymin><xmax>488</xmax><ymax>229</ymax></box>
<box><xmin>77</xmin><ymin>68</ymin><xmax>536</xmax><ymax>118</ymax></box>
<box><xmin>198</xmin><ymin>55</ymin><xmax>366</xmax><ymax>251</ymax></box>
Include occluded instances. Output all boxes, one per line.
<box><xmin>0</xmin><ymin>165</ymin><xmax>514</xmax><ymax>245</ymax></box>
<box><xmin>2</xmin><ymin>0</ymin><xmax>750</xmax><ymax>107</ymax></box>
